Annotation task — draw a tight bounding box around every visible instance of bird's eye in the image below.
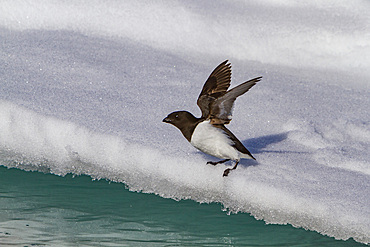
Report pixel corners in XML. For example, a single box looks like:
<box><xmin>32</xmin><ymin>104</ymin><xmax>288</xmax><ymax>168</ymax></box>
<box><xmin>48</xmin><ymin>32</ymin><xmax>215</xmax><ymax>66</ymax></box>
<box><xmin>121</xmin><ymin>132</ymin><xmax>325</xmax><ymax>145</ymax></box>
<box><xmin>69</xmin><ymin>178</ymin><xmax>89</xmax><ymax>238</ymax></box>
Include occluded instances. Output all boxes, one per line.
<box><xmin>175</xmin><ymin>114</ymin><xmax>179</xmax><ymax>118</ymax></box>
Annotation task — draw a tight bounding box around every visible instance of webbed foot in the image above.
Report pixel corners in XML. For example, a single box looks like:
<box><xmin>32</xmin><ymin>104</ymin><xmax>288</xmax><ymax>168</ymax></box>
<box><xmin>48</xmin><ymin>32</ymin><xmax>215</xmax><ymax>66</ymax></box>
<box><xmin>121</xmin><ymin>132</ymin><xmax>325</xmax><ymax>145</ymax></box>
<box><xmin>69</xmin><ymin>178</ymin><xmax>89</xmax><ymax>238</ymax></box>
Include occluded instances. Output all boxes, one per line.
<box><xmin>222</xmin><ymin>160</ymin><xmax>239</xmax><ymax>177</ymax></box>
<box><xmin>223</xmin><ymin>168</ymin><xmax>231</xmax><ymax>177</ymax></box>
<box><xmin>207</xmin><ymin>159</ymin><xmax>230</xmax><ymax>166</ymax></box>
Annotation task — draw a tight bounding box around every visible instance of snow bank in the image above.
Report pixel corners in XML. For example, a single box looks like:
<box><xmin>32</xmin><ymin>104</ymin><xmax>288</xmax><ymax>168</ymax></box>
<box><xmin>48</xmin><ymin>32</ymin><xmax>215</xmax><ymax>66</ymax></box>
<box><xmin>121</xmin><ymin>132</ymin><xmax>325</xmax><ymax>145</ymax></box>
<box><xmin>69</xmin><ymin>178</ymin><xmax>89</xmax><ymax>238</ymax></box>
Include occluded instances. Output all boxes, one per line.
<box><xmin>0</xmin><ymin>99</ymin><xmax>369</xmax><ymax>244</ymax></box>
<box><xmin>1</xmin><ymin>0</ymin><xmax>369</xmax><ymax>81</ymax></box>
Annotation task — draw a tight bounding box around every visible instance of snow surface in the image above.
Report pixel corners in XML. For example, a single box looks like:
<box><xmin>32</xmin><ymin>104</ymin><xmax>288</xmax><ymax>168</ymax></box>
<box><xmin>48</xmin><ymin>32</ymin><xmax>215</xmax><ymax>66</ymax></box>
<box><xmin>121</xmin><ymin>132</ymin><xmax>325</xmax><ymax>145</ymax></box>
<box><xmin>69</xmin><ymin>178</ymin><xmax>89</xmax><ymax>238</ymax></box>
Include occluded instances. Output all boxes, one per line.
<box><xmin>0</xmin><ymin>0</ymin><xmax>369</xmax><ymax>244</ymax></box>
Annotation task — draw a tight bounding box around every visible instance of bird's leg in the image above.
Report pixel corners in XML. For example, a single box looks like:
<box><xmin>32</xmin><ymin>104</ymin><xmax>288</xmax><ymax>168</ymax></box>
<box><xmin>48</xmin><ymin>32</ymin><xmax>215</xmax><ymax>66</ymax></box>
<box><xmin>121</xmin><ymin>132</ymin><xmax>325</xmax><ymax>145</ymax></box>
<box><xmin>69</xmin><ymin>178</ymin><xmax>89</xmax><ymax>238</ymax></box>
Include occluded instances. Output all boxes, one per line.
<box><xmin>223</xmin><ymin>160</ymin><xmax>239</xmax><ymax>177</ymax></box>
<box><xmin>207</xmin><ymin>159</ymin><xmax>230</xmax><ymax>166</ymax></box>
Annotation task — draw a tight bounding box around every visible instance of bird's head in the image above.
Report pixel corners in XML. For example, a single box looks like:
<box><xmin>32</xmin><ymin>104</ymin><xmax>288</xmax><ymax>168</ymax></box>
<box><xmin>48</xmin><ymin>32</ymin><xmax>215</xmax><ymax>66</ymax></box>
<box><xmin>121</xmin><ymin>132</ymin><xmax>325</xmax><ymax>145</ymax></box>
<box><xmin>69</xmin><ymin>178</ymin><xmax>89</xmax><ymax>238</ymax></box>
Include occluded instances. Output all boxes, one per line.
<box><xmin>162</xmin><ymin>111</ymin><xmax>199</xmax><ymax>142</ymax></box>
<box><xmin>162</xmin><ymin>111</ymin><xmax>196</xmax><ymax>127</ymax></box>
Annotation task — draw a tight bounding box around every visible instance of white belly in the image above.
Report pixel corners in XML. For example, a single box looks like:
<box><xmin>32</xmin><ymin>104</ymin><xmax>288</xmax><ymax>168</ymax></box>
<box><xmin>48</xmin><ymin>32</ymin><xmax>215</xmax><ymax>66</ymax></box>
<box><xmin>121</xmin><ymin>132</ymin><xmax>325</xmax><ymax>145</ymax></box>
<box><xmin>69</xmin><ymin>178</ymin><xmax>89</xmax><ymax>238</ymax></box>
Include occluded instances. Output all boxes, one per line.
<box><xmin>190</xmin><ymin>120</ymin><xmax>240</xmax><ymax>160</ymax></box>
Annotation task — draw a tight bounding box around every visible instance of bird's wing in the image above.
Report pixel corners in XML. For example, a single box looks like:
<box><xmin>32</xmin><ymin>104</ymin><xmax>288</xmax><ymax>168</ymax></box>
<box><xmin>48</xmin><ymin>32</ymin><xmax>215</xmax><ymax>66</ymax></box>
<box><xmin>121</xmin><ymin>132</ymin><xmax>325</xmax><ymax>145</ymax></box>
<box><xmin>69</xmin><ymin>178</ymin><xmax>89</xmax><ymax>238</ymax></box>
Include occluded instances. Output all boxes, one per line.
<box><xmin>209</xmin><ymin>76</ymin><xmax>262</xmax><ymax>124</ymax></box>
<box><xmin>197</xmin><ymin>60</ymin><xmax>232</xmax><ymax>119</ymax></box>
<box><xmin>217</xmin><ymin>125</ymin><xmax>255</xmax><ymax>160</ymax></box>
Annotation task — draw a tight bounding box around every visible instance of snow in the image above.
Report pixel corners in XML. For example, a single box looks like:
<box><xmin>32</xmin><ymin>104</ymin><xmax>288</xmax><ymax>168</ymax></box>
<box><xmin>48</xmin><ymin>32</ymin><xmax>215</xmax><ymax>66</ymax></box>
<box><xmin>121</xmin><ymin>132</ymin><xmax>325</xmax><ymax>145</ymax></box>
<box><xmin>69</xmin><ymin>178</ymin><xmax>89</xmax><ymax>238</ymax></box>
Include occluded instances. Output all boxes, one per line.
<box><xmin>0</xmin><ymin>0</ymin><xmax>369</xmax><ymax>244</ymax></box>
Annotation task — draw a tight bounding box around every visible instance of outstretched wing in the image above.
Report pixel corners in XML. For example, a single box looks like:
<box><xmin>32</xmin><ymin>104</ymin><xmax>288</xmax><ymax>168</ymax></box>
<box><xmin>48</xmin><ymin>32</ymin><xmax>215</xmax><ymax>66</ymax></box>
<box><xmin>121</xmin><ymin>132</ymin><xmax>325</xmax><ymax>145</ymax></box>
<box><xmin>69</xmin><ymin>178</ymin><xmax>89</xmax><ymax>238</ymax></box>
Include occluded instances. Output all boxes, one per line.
<box><xmin>197</xmin><ymin>60</ymin><xmax>232</xmax><ymax>119</ymax></box>
<box><xmin>210</xmin><ymin>76</ymin><xmax>262</xmax><ymax>124</ymax></box>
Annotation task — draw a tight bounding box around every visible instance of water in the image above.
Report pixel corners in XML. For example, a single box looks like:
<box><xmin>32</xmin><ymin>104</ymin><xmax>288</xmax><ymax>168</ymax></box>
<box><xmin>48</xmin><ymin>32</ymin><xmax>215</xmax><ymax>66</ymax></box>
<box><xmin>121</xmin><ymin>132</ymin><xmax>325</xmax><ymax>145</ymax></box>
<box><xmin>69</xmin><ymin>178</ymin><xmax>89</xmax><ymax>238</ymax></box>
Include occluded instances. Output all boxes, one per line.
<box><xmin>0</xmin><ymin>166</ymin><xmax>363</xmax><ymax>246</ymax></box>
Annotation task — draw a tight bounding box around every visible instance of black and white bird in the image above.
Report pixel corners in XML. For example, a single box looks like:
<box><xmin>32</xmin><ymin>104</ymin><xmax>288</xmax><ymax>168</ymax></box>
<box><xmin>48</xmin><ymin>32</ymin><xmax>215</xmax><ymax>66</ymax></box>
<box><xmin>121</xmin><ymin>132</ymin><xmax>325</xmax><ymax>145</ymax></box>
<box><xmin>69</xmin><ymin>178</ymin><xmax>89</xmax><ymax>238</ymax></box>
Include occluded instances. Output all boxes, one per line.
<box><xmin>163</xmin><ymin>60</ymin><xmax>262</xmax><ymax>176</ymax></box>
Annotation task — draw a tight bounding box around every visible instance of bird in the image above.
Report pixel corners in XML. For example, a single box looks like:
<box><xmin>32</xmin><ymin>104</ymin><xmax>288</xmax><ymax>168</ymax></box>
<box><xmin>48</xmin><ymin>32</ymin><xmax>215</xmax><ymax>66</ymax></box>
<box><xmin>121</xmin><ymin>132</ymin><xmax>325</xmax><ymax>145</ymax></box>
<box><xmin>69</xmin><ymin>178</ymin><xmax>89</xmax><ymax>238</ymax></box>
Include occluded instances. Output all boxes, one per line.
<box><xmin>163</xmin><ymin>60</ymin><xmax>262</xmax><ymax>176</ymax></box>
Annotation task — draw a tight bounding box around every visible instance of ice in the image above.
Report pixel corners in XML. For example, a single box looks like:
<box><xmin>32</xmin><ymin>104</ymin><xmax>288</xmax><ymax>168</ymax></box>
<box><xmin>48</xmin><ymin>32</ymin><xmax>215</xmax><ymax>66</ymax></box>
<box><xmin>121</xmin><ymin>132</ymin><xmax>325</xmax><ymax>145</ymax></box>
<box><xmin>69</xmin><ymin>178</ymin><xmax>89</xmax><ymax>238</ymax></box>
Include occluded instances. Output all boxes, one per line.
<box><xmin>0</xmin><ymin>0</ymin><xmax>369</xmax><ymax>244</ymax></box>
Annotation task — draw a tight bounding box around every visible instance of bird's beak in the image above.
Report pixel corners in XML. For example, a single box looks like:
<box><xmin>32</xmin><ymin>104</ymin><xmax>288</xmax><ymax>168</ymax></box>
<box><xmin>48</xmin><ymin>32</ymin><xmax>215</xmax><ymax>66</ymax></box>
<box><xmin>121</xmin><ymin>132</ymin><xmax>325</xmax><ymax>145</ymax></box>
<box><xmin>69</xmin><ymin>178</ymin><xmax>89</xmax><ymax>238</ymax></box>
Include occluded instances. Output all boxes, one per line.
<box><xmin>162</xmin><ymin>117</ymin><xmax>171</xmax><ymax>123</ymax></box>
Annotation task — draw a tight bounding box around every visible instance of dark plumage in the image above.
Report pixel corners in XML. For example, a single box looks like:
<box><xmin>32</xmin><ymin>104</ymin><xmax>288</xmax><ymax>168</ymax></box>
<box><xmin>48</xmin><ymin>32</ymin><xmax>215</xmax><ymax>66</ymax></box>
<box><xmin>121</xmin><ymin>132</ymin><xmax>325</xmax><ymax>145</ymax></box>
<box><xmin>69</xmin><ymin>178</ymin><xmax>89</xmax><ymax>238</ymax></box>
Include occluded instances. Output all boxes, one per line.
<box><xmin>163</xmin><ymin>60</ymin><xmax>261</xmax><ymax>176</ymax></box>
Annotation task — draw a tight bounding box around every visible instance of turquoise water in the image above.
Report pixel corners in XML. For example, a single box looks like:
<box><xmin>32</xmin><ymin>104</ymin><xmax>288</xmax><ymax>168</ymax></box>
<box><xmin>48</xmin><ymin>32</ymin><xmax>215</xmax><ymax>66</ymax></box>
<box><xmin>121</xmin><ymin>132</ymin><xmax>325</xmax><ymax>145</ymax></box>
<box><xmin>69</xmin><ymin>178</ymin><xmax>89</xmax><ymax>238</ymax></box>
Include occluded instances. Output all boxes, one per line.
<box><xmin>0</xmin><ymin>166</ymin><xmax>364</xmax><ymax>246</ymax></box>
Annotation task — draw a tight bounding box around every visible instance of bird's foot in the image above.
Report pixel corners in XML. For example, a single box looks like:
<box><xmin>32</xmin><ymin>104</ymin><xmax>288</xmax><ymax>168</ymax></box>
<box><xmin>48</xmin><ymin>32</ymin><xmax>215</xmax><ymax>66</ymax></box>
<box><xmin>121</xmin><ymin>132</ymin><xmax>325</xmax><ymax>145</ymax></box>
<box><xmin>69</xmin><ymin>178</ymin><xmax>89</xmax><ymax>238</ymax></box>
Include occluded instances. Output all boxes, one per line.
<box><xmin>207</xmin><ymin>159</ymin><xmax>230</xmax><ymax>166</ymax></box>
<box><xmin>222</xmin><ymin>160</ymin><xmax>239</xmax><ymax>177</ymax></box>
<box><xmin>223</xmin><ymin>168</ymin><xmax>231</xmax><ymax>177</ymax></box>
